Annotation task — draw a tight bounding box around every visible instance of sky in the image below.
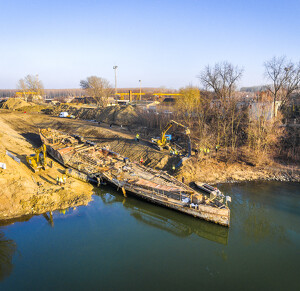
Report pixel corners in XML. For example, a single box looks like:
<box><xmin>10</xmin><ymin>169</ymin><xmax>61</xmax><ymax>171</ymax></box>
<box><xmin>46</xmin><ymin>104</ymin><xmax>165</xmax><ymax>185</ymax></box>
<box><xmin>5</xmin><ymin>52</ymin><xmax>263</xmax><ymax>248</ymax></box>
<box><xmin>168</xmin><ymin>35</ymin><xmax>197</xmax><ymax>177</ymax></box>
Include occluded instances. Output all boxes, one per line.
<box><xmin>0</xmin><ymin>0</ymin><xmax>299</xmax><ymax>89</ymax></box>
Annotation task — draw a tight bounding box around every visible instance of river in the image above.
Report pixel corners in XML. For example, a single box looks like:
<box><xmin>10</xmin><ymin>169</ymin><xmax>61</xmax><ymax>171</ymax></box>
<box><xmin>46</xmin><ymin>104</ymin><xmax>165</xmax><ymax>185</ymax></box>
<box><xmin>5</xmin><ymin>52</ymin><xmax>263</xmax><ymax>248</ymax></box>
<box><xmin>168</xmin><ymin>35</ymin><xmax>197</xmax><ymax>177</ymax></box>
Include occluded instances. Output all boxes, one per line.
<box><xmin>0</xmin><ymin>181</ymin><xmax>299</xmax><ymax>290</ymax></box>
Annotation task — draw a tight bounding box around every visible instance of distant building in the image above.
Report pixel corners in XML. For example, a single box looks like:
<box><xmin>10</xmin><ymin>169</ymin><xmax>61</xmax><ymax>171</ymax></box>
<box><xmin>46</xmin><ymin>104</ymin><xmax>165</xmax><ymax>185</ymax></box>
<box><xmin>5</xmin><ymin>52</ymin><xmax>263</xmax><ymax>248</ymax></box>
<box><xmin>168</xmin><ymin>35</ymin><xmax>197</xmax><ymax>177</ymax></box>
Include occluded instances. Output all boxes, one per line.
<box><xmin>249</xmin><ymin>101</ymin><xmax>282</xmax><ymax>120</ymax></box>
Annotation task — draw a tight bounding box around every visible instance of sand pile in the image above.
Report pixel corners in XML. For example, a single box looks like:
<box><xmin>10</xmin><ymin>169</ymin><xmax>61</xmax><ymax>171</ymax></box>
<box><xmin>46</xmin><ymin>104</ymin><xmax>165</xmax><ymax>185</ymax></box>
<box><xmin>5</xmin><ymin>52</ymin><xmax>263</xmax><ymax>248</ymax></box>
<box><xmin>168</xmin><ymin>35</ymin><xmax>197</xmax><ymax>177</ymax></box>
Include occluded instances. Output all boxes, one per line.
<box><xmin>97</xmin><ymin>106</ymin><xmax>119</xmax><ymax>123</ymax></box>
<box><xmin>94</xmin><ymin>105</ymin><xmax>139</xmax><ymax>125</ymax></box>
<box><xmin>1</xmin><ymin>98</ymin><xmax>31</xmax><ymax>110</ymax></box>
<box><xmin>51</xmin><ymin>104</ymin><xmax>139</xmax><ymax>125</ymax></box>
<box><xmin>1</xmin><ymin>98</ymin><xmax>49</xmax><ymax>112</ymax></box>
<box><xmin>114</xmin><ymin>105</ymin><xmax>138</xmax><ymax>125</ymax></box>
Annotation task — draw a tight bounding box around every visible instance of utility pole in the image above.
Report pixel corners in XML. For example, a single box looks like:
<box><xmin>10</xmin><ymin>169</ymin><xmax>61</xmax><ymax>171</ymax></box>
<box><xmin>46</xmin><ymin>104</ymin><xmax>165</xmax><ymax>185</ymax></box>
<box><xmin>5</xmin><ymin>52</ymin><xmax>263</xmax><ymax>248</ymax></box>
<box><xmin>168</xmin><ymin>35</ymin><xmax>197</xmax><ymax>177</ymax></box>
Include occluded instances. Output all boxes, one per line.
<box><xmin>113</xmin><ymin>66</ymin><xmax>118</xmax><ymax>97</ymax></box>
<box><xmin>139</xmin><ymin>79</ymin><xmax>141</xmax><ymax>101</ymax></box>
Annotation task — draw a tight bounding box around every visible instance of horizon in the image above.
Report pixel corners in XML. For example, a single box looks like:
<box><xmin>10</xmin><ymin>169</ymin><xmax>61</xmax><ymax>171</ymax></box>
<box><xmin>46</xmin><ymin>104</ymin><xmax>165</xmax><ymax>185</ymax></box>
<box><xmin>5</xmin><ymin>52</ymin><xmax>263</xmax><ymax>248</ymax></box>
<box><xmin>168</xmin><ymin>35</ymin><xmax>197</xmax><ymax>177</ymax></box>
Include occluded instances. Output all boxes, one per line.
<box><xmin>1</xmin><ymin>0</ymin><xmax>299</xmax><ymax>89</ymax></box>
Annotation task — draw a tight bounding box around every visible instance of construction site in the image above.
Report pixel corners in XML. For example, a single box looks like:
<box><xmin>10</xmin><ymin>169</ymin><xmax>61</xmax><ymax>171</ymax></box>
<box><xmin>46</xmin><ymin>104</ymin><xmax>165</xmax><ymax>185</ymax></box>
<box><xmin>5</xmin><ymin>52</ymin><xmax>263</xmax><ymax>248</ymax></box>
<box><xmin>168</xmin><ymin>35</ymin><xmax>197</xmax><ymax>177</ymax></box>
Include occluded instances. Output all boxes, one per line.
<box><xmin>1</xmin><ymin>97</ymin><xmax>299</xmax><ymax>224</ymax></box>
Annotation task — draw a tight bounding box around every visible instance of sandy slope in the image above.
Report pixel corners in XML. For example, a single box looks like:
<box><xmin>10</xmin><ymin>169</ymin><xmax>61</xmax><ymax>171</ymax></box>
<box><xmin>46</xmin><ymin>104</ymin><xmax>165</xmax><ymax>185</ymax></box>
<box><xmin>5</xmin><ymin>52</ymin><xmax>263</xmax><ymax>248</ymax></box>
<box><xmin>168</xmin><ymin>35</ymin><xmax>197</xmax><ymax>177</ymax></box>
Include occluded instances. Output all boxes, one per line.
<box><xmin>0</xmin><ymin>115</ymin><xmax>93</xmax><ymax>220</ymax></box>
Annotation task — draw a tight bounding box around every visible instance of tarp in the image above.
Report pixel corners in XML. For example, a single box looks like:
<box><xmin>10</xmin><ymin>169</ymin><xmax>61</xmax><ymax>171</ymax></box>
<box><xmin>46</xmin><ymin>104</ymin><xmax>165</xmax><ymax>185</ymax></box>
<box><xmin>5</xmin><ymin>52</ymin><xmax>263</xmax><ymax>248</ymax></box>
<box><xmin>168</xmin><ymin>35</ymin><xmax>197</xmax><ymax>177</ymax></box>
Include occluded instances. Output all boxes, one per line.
<box><xmin>0</xmin><ymin>162</ymin><xmax>6</xmax><ymax>169</ymax></box>
<box><xmin>6</xmin><ymin>151</ymin><xmax>20</xmax><ymax>163</ymax></box>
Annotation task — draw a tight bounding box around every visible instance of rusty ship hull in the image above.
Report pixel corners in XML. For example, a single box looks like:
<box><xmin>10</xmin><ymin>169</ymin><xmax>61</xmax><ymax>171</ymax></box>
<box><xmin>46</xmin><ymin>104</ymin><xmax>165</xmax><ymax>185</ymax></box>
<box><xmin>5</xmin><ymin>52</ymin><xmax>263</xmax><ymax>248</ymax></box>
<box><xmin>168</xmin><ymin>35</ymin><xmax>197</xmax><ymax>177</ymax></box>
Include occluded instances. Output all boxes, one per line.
<box><xmin>39</xmin><ymin>128</ymin><xmax>230</xmax><ymax>226</ymax></box>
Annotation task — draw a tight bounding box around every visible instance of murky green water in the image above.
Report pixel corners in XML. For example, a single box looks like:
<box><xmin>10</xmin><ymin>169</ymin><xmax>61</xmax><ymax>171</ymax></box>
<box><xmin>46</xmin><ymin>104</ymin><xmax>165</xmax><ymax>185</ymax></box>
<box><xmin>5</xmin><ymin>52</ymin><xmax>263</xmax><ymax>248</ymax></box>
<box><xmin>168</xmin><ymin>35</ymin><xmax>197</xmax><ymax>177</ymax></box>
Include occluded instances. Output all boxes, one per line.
<box><xmin>0</xmin><ymin>182</ymin><xmax>299</xmax><ymax>290</ymax></box>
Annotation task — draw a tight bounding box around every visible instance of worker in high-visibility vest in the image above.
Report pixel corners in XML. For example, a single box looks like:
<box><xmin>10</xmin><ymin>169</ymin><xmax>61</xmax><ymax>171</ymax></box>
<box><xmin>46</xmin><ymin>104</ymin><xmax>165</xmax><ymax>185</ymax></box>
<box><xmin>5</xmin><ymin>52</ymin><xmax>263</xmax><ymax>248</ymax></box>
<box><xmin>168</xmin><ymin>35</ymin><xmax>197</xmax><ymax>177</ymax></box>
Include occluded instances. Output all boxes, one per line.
<box><xmin>135</xmin><ymin>133</ymin><xmax>140</xmax><ymax>142</ymax></box>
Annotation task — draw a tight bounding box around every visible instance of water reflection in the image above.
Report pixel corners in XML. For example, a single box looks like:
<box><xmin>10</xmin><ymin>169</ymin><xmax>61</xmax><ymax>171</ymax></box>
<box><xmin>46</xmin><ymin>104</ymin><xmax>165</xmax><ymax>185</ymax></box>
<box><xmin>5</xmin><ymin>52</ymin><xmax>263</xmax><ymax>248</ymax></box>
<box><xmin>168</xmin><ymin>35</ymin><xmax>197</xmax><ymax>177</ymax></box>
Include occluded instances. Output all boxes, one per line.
<box><xmin>241</xmin><ymin>202</ymin><xmax>288</xmax><ymax>244</ymax></box>
<box><xmin>42</xmin><ymin>212</ymin><xmax>54</xmax><ymax>227</ymax></box>
<box><xmin>0</xmin><ymin>231</ymin><xmax>16</xmax><ymax>282</ymax></box>
<box><xmin>0</xmin><ymin>215</ymin><xmax>33</xmax><ymax>227</ymax></box>
<box><xmin>97</xmin><ymin>190</ymin><xmax>229</xmax><ymax>245</ymax></box>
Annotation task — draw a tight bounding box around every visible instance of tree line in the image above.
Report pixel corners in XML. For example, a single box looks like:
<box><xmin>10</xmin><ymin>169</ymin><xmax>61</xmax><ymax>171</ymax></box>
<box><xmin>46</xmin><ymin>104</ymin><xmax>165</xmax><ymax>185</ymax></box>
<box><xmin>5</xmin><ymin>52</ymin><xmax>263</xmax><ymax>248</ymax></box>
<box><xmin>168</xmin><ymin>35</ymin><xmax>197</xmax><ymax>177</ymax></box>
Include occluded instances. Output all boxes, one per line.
<box><xmin>140</xmin><ymin>57</ymin><xmax>300</xmax><ymax>162</ymax></box>
<box><xmin>6</xmin><ymin>56</ymin><xmax>300</xmax><ymax>161</ymax></box>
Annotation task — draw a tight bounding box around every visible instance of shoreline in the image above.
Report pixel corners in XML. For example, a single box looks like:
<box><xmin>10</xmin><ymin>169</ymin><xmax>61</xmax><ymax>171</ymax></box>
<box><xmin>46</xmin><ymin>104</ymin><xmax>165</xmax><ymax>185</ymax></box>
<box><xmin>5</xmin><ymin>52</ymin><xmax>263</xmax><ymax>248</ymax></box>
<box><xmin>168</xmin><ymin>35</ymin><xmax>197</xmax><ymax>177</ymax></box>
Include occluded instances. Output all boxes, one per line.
<box><xmin>0</xmin><ymin>175</ymin><xmax>298</xmax><ymax>225</ymax></box>
<box><xmin>0</xmin><ymin>110</ymin><xmax>298</xmax><ymax>224</ymax></box>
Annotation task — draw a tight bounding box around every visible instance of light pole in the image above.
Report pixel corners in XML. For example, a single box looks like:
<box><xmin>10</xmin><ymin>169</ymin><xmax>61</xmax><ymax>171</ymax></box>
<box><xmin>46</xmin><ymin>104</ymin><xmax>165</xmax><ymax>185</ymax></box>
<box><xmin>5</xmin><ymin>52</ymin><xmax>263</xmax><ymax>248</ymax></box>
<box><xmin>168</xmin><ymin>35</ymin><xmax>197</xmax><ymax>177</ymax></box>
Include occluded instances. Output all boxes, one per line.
<box><xmin>113</xmin><ymin>66</ymin><xmax>118</xmax><ymax>97</ymax></box>
<box><xmin>139</xmin><ymin>79</ymin><xmax>141</xmax><ymax>101</ymax></box>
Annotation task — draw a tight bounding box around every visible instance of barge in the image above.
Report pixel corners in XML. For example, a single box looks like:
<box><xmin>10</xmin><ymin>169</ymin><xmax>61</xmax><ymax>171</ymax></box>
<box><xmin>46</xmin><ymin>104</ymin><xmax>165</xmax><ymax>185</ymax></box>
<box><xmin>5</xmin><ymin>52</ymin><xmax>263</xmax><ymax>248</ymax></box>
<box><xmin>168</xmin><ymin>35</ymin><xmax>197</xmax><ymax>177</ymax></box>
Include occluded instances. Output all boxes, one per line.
<box><xmin>39</xmin><ymin>128</ymin><xmax>230</xmax><ymax>226</ymax></box>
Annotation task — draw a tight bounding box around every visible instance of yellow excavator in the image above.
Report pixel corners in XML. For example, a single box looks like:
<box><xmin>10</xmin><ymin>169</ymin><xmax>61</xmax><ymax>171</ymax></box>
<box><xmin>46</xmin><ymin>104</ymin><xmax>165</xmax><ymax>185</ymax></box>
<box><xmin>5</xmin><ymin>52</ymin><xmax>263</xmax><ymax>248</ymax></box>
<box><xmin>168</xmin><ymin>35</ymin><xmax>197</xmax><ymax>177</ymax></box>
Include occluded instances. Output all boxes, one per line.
<box><xmin>26</xmin><ymin>144</ymin><xmax>47</xmax><ymax>172</ymax></box>
<box><xmin>151</xmin><ymin>120</ymin><xmax>191</xmax><ymax>157</ymax></box>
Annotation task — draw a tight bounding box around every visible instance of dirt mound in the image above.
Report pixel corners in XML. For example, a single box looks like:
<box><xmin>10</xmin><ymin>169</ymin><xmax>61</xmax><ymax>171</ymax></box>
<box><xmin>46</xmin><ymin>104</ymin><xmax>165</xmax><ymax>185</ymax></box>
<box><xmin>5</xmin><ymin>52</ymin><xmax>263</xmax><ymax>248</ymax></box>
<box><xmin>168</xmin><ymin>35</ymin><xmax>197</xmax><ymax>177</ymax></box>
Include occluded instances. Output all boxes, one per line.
<box><xmin>1</xmin><ymin>98</ymin><xmax>31</xmax><ymax>110</ymax></box>
<box><xmin>1</xmin><ymin>98</ymin><xmax>49</xmax><ymax>113</ymax></box>
<box><xmin>114</xmin><ymin>105</ymin><xmax>138</xmax><ymax>125</ymax></box>
<box><xmin>51</xmin><ymin>104</ymin><xmax>139</xmax><ymax>126</ymax></box>
<box><xmin>19</xmin><ymin>104</ymin><xmax>49</xmax><ymax>112</ymax></box>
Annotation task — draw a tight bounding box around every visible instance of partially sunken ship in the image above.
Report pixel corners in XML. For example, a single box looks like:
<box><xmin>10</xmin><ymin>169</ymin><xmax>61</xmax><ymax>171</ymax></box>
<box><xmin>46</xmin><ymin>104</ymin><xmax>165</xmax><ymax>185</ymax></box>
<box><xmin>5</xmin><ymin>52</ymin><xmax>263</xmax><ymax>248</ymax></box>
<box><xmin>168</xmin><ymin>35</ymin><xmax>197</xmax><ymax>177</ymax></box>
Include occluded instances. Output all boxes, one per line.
<box><xmin>39</xmin><ymin>128</ymin><xmax>230</xmax><ymax>226</ymax></box>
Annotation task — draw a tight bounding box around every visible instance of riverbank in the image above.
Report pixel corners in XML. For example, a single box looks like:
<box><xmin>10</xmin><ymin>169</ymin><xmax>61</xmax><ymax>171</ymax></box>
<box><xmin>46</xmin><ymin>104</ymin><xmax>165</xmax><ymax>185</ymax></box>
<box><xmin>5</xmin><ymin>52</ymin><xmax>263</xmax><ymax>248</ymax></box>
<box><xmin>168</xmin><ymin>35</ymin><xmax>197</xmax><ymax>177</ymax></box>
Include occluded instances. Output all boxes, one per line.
<box><xmin>176</xmin><ymin>155</ymin><xmax>300</xmax><ymax>185</ymax></box>
<box><xmin>0</xmin><ymin>115</ymin><xmax>94</xmax><ymax>220</ymax></box>
<box><xmin>0</xmin><ymin>110</ymin><xmax>299</xmax><ymax>222</ymax></box>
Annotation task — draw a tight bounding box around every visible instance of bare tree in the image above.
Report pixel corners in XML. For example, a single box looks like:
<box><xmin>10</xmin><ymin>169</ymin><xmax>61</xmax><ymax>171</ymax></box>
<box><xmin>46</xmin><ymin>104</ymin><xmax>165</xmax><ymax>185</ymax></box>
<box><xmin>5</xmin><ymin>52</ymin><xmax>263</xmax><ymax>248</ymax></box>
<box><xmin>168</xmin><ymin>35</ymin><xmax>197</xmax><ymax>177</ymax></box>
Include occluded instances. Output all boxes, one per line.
<box><xmin>198</xmin><ymin>62</ymin><xmax>245</xmax><ymax>151</ymax></box>
<box><xmin>17</xmin><ymin>74</ymin><xmax>44</xmax><ymax>101</ymax></box>
<box><xmin>264</xmin><ymin>56</ymin><xmax>300</xmax><ymax>117</ymax></box>
<box><xmin>199</xmin><ymin>61</ymin><xmax>243</xmax><ymax>99</ymax></box>
<box><xmin>80</xmin><ymin>76</ymin><xmax>113</xmax><ymax>107</ymax></box>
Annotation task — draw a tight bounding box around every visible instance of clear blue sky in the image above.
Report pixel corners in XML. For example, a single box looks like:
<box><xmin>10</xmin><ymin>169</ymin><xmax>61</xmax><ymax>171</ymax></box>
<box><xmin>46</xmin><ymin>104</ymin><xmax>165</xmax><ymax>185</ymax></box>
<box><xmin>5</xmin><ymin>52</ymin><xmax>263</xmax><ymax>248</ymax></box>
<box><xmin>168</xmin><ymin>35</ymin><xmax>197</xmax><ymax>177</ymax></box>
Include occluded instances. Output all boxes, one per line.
<box><xmin>0</xmin><ymin>0</ymin><xmax>299</xmax><ymax>89</ymax></box>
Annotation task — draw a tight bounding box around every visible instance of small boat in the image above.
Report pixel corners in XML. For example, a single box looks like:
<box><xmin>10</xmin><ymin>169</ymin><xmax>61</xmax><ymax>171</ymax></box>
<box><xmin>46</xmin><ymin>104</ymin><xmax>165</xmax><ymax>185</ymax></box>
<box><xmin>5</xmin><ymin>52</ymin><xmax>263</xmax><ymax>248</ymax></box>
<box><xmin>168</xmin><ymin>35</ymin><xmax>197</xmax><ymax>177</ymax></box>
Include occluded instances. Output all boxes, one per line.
<box><xmin>195</xmin><ymin>181</ymin><xmax>231</xmax><ymax>203</ymax></box>
<box><xmin>39</xmin><ymin>128</ymin><xmax>231</xmax><ymax>226</ymax></box>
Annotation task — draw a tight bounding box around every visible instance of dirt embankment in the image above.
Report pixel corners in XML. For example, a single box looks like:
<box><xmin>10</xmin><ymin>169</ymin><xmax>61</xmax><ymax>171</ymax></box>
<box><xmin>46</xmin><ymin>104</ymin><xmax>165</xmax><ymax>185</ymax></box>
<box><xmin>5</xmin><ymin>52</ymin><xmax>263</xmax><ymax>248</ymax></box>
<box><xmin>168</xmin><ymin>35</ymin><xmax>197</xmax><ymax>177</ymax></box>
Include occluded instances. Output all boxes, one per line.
<box><xmin>50</xmin><ymin>104</ymin><xmax>140</xmax><ymax>126</ymax></box>
<box><xmin>1</xmin><ymin>98</ymin><xmax>49</xmax><ymax>112</ymax></box>
<box><xmin>176</xmin><ymin>151</ymin><xmax>300</xmax><ymax>185</ymax></box>
<box><xmin>0</xmin><ymin>116</ymin><xmax>93</xmax><ymax>221</ymax></box>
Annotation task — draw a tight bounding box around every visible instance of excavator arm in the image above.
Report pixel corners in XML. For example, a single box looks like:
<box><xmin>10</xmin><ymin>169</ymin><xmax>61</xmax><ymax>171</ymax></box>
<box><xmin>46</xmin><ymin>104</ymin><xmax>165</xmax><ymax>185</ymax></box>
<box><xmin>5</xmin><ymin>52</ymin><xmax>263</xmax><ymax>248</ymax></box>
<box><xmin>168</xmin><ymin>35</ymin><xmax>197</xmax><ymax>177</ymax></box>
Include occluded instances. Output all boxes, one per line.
<box><xmin>26</xmin><ymin>144</ymin><xmax>47</xmax><ymax>172</ymax></box>
<box><xmin>155</xmin><ymin>120</ymin><xmax>191</xmax><ymax>157</ymax></box>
